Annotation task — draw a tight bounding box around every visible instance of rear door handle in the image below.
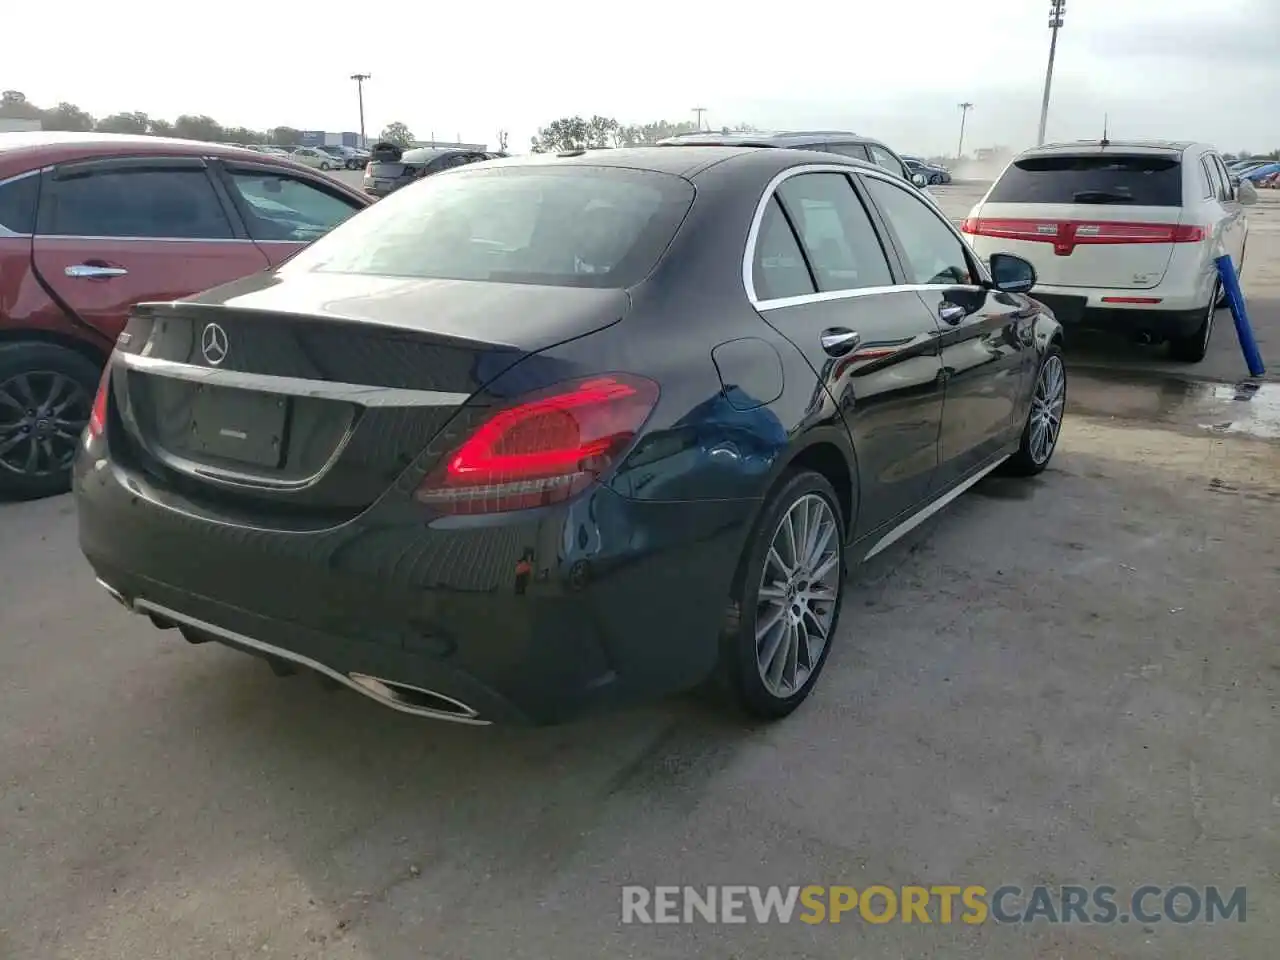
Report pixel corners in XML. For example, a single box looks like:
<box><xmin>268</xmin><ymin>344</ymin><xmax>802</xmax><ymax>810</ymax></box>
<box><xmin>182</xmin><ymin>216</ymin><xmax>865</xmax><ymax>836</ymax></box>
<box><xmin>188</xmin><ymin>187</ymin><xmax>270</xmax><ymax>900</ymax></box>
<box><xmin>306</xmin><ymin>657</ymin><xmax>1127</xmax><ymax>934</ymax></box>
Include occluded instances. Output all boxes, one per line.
<box><xmin>65</xmin><ymin>264</ymin><xmax>128</xmax><ymax>279</ymax></box>
<box><xmin>820</xmin><ymin>328</ymin><xmax>861</xmax><ymax>357</ymax></box>
<box><xmin>938</xmin><ymin>302</ymin><xmax>968</xmax><ymax>325</ymax></box>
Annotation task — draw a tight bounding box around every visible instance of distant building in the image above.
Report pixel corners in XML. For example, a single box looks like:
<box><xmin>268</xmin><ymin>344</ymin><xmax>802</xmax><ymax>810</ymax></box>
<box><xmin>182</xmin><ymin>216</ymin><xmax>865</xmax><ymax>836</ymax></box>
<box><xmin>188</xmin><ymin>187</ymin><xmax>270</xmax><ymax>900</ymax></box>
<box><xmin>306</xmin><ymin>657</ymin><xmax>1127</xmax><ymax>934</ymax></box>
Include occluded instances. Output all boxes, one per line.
<box><xmin>0</xmin><ymin>118</ymin><xmax>42</xmax><ymax>133</ymax></box>
<box><xmin>297</xmin><ymin>130</ymin><xmax>367</xmax><ymax>149</ymax></box>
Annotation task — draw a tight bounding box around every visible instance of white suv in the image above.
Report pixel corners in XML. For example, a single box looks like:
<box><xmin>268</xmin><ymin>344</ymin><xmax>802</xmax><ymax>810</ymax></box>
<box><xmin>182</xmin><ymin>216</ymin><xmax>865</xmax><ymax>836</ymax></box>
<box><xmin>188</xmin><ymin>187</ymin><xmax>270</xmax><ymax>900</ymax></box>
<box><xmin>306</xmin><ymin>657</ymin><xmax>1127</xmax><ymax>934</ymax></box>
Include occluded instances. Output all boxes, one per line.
<box><xmin>961</xmin><ymin>140</ymin><xmax>1256</xmax><ymax>362</ymax></box>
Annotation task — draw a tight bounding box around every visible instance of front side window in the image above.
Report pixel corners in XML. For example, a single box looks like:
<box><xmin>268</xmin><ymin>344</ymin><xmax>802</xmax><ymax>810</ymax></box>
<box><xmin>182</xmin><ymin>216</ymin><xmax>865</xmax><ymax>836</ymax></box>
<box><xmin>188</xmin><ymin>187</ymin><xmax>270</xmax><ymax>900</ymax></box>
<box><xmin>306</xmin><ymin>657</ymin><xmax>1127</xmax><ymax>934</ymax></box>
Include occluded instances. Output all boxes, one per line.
<box><xmin>862</xmin><ymin>175</ymin><xmax>973</xmax><ymax>286</ymax></box>
<box><xmin>1201</xmin><ymin>156</ymin><xmax>1224</xmax><ymax>201</ymax></box>
<box><xmin>286</xmin><ymin>165</ymin><xmax>695</xmax><ymax>289</ymax></box>
<box><xmin>776</xmin><ymin>173</ymin><xmax>893</xmax><ymax>293</ymax></box>
<box><xmin>42</xmin><ymin>168</ymin><xmax>233</xmax><ymax>239</ymax></box>
<box><xmin>1211</xmin><ymin>155</ymin><xmax>1235</xmax><ymax>201</ymax></box>
<box><xmin>225</xmin><ymin>170</ymin><xmax>361</xmax><ymax>242</ymax></box>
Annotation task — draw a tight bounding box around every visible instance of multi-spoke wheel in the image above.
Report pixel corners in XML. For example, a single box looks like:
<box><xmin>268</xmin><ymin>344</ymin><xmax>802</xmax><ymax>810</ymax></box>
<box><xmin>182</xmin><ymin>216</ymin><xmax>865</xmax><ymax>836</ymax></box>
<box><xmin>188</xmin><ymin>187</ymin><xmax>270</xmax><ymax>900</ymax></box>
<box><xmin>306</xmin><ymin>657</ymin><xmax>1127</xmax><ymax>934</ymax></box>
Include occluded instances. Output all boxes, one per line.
<box><xmin>1006</xmin><ymin>345</ymin><xmax>1067</xmax><ymax>477</ymax></box>
<box><xmin>719</xmin><ymin>469</ymin><xmax>847</xmax><ymax>719</ymax></box>
<box><xmin>0</xmin><ymin>343</ymin><xmax>101</xmax><ymax>500</ymax></box>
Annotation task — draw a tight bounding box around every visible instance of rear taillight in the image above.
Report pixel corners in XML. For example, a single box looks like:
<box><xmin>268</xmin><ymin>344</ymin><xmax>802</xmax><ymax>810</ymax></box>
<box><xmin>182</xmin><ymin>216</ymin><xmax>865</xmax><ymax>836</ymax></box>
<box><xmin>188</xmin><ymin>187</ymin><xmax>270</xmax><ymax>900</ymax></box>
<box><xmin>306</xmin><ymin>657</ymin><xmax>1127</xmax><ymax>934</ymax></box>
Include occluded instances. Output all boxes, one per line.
<box><xmin>364</xmin><ymin>162</ymin><xmax>373</xmax><ymax>174</ymax></box>
<box><xmin>415</xmin><ymin>374</ymin><xmax>660</xmax><ymax>515</ymax></box>
<box><xmin>87</xmin><ymin>366</ymin><xmax>111</xmax><ymax>440</ymax></box>
<box><xmin>961</xmin><ymin>217</ymin><xmax>1206</xmax><ymax>244</ymax></box>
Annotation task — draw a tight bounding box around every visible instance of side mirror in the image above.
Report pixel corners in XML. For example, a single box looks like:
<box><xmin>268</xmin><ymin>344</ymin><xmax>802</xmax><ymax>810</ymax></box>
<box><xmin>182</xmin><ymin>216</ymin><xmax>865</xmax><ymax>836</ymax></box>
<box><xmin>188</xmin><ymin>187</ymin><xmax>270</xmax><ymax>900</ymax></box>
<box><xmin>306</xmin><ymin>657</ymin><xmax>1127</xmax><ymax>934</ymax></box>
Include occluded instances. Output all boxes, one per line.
<box><xmin>1236</xmin><ymin>178</ymin><xmax>1258</xmax><ymax>206</ymax></box>
<box><xmin>911</xmin><ymin>172</ymin><xmax>928</xmax><ymax>188</ymax></box>
<box><xmin>989</xmin><ymin>252</ymin><xmax>1037</xmax><ymax>294</ymax></box>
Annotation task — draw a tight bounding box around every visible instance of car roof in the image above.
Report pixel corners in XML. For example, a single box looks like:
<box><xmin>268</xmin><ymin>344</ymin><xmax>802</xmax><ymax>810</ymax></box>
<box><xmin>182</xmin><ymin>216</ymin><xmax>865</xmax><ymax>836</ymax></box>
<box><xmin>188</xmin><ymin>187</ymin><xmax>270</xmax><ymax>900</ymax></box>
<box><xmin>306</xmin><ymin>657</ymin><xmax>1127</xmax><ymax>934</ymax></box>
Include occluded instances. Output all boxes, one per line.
<box><xmin>0</xmin><ymin>131</ymin><xmax>299</xmax><ymax>178</ymax></box>
<box><xmin>1019</xmin><ymin>139</ymin><xmax>1197</xmax><ymax>159</ymax></box>
<box><xmin>479</xmin><ymin>144</ymin><xmax>887</xmax><ymax>182</ymax></box>
<box><xmin>655</xmin><ymin>130</ymin><xmax>888</xmax><ymax>150</ymax></box>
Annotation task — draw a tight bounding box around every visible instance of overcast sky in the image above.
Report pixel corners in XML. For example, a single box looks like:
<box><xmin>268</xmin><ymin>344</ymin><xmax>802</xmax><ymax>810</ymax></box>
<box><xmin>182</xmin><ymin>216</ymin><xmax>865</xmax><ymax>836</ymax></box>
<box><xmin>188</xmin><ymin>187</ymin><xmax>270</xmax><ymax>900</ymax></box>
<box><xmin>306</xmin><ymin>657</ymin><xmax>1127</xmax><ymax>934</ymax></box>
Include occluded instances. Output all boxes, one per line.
<box><xmin>6</xmin><ymin>0</ymin><xmax>1278</xmax><ymax>154</ymax></box>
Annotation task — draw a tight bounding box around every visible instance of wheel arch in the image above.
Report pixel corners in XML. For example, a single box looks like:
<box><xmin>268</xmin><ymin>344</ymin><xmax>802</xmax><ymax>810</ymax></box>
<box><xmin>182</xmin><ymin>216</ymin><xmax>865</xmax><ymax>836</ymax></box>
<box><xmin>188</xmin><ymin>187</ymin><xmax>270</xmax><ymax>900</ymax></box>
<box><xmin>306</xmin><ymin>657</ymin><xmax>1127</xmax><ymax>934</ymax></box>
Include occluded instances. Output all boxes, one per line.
<box><xmin>0</xmin><ymin>327</ymin><xmax>109</xmax><ymax>369</ymax></box>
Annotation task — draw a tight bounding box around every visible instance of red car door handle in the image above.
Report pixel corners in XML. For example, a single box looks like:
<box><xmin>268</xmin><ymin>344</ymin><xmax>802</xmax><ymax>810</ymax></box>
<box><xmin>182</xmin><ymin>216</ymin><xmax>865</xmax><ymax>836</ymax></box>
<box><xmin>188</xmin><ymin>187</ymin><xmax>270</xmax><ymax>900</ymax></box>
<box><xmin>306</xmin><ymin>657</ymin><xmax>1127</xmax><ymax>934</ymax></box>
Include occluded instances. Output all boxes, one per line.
<box><xmin>65</xmin><ymin>264</ymin><xmax>128</xmax><ymax>279</ymax></box>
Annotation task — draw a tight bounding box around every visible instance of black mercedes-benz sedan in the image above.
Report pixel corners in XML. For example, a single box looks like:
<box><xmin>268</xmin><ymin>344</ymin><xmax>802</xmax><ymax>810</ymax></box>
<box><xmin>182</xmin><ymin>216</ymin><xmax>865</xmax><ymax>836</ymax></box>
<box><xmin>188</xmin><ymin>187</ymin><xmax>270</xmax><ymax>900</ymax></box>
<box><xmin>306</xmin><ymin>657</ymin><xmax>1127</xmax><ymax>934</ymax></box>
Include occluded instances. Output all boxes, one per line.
<box><xmin>75</xmin><ymin>146</ymin><xmax>1066</xmax><ymax>726</ymax></box>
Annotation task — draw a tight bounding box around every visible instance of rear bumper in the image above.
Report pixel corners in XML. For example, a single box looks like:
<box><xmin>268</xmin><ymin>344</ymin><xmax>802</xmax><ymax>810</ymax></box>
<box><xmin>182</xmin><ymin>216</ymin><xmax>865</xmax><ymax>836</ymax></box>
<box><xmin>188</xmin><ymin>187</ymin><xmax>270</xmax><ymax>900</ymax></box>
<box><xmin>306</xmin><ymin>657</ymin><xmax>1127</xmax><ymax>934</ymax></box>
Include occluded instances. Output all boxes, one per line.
<box><xmin>1031</xmin><ymin>289</ymin><xmax>1209</xmax><ymax>339</ymax></box>
<box><xmin>75</xmin><ymin>454</ymin><xmax>755</xmax><ymax>726</ymax></box>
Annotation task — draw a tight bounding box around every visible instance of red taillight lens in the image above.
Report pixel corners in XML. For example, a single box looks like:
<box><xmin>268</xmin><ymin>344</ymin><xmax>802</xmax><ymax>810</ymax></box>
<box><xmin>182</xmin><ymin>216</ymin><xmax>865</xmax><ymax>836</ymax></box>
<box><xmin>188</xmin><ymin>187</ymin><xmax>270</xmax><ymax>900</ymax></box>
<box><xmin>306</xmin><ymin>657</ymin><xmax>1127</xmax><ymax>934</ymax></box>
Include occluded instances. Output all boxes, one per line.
<box><xmin>962</xmin><ymin>217</ymin><xmax>1206</xmax><ymax>244</ymax></box>
<box><xmin>364</xmin><ymin>162</ymin><xmax>373</xmax><ymax>174</ymax></box>
<box><xmin>87</xmin><ymin>366</ymin><xmax>111</xmax><ymax>440</ymax></box>
<box><xmin>415</xmin><ymin>374</ymin><xmax>660</xmax><ymax>515</ymax></box>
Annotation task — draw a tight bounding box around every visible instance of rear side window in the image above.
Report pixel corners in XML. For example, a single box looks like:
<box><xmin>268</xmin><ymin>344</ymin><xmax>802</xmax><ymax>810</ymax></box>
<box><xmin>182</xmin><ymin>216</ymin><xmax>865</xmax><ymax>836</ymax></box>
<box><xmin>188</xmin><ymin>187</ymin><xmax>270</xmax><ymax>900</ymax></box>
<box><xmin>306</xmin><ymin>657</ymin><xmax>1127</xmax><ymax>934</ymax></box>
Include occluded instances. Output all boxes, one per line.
<box><xmin>776</xmin><ymin>173</ymin><xmax>893</xmax><ymax>292</ymax></box>
<box><xmin>0</xmin><ymin>174</ymin><xmax>38</xmax><ymax>234</ymax></box>
<box><xmin>289</xmin><ymin>165</ymin><xmax>695</xmax><ymax>289</ymax></box>
<box><xmin>987</xmin><ymin>154</ymin><xmax>1183</xmax><ymax>206</ymax></box>
<box><xmin>867</xmin><ymin>144</ymin><xmax>909</xmax><ymax>180</ymax></box>
<box><xmin>42</xmin><ymin>168</ymin><xmax>234</xmax><ymax>239</ymax></box>
<box><xmin>752</xmin><ymin>197</ymin><xmax>815</xmax><ymax>300</ymax></box>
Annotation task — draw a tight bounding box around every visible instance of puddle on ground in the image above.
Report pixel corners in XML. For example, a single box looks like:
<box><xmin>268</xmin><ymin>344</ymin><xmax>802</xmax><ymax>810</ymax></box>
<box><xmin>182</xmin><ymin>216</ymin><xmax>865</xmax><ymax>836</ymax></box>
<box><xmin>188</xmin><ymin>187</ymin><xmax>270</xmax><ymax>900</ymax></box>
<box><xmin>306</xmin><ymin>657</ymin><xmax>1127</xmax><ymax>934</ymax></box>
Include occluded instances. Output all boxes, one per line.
<box><xmin>1068</xmin><ymin>371</ymin><xmax>1280</xmax><ymax>441</ymax></box>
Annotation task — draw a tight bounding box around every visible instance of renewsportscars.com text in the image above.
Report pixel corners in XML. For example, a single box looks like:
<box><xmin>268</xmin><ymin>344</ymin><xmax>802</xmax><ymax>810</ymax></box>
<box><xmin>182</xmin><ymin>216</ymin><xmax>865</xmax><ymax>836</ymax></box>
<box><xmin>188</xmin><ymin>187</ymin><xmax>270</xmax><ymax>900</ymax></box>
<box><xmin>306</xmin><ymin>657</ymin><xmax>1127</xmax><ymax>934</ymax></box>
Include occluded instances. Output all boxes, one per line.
<box><xmin>620</xmin><ymin>884</ymin><xmax>1246</xmax><ymax>925</ymax></box>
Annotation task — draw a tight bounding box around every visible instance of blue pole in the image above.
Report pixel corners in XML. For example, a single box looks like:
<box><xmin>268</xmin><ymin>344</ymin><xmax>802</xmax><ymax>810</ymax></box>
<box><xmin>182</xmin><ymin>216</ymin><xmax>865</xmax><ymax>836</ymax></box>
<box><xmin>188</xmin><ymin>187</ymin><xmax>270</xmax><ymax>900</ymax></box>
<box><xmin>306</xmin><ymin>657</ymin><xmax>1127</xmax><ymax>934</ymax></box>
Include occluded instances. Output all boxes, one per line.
<box><xmin>1215</xmin><ymin>254</ymin><xmax>1265</xmax><ymax>378</ymax></box>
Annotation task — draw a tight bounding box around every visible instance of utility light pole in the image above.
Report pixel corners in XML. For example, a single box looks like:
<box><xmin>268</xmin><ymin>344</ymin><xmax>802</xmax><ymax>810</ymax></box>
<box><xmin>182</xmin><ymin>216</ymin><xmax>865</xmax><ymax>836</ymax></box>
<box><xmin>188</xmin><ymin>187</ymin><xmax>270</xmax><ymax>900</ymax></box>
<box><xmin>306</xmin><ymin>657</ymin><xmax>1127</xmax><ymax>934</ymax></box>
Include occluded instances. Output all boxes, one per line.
<box><xmin>957</xmin><ymin>102</ymin><xmax>974</xmax><ymax>159</ymax></box>
<box><xmin>1037</xmin><ymin>0</ymin><xmax>1066</xmax><ymax>146</ymax></box>
<box><xmin>692</xmin><ymin>107</ymin><xmax>707</xmax><ymax>132</ymax></box>
<box><xmin>350</xmin><ymin>73</ymin><xmax>371</xmax><ymax>147</ymax></box>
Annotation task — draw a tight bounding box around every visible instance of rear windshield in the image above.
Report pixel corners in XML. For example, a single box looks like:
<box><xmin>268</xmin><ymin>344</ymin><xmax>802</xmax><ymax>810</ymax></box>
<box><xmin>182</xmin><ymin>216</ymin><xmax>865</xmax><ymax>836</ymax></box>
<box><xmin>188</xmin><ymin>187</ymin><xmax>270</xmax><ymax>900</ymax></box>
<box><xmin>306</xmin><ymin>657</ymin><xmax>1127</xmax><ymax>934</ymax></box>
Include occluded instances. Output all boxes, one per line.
<box><xmin>289</xmin><ymin>165</ymin><xmax>695</xmax><ymax>288</ymax></box>
<box><xmin>987</xmin><ymin>154</ymin><xmax>1183</xmax><ymax>206</ymax></box>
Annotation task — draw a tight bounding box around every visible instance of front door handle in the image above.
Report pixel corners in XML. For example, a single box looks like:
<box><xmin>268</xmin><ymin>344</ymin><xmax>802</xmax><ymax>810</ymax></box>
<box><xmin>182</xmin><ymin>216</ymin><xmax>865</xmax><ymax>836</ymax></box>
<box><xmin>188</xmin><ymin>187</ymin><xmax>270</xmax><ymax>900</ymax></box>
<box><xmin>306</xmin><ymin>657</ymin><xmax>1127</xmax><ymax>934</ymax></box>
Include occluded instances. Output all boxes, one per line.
<box><xmin>820</xmin><ymin>328</ymin><xmax>861</xmax><ymax>357</ymax></box>
<box><xmin>938</xmin><ymin>301</ymin><xmax>968</xmax><ymax>325</ymax></box>
<box><xmin>65</xmin><ymin>264</ymin><xmax>128</xmax><ymax>279</ymax></box>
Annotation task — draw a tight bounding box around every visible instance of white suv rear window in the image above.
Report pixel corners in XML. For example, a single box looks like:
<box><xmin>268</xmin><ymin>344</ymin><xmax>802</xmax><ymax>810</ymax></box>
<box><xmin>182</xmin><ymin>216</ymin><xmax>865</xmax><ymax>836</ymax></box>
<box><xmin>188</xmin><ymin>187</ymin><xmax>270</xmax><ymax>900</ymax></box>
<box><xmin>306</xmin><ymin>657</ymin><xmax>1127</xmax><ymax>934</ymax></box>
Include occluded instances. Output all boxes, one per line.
<box><xmin>987</xmin><ymin>154</ymin><xmax>1183</xmax><ymax>207</ymax></box>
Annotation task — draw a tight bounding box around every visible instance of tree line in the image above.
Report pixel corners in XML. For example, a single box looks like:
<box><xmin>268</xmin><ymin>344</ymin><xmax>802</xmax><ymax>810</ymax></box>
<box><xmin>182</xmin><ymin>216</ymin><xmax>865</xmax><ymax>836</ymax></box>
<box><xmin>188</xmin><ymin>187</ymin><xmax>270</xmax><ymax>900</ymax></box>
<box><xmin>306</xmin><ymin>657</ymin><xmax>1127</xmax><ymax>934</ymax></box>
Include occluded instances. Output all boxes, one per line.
<box><xmin>530</xmin><ymin>116</ymin><xmax>759</xmax><ymax>153</ymax></box>
<box><xmin>0</xmin><ymin>90</ymin><xmax>416</xmax><ymax>147</ymax></box>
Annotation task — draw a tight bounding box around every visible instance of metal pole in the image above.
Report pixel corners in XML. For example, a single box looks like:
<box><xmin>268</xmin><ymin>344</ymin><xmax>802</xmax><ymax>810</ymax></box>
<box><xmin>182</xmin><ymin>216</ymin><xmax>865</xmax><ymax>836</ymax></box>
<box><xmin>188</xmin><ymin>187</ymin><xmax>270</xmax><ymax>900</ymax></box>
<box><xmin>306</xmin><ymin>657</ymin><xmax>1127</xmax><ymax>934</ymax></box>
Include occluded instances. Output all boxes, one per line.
<box><xmin>1037</xmin><ymin>1</ymin><xmax>1065</xmax><ymax>146</ymax></box>
<box><xmin>957</xmin><ymin>102</ymin><xmax>973</xmax><ymax>158</ymax></box>
<box><xmin>692</xmin><ymin>107</ymin><xmax>707</xmax><ymax>131</ymax></box>
<box><xmin>350</xmin><ymin>73</ymin><xmax>370</xmax><ymax>146</ymax></box>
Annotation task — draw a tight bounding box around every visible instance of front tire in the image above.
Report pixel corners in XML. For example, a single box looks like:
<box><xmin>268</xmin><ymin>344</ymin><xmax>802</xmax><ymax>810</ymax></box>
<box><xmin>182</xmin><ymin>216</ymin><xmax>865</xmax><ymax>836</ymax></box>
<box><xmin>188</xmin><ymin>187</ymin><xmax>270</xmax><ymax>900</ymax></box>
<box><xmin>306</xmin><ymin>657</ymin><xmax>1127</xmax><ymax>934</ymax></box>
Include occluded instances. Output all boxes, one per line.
<box><xmin>0</xmin><ymin>342</ymin><xmax>101</xmax><ymax>500</ymax></box>
<box><xmin>929</xmin><ymin>174</ymin><xmax>943</xmax><ymax>185</ymax></box>
<box><xmin>1005</xmin><ymin>345</ymin><xmax>1066</xmax><ymax>477</ymax></box>
<box><xmin>320</xmin><ymin>161</ymin><xmax>331</xmax><ymax>171</ymax></box>
<box><xmin>719</xmin><ymin>470</ymin><xmax>847</xmax><ymax>720</ymax></box>
<box><xmin>1169</xmin><ymin>281</ymin><xmax>1219</xmax><ymax>363</ymax></box>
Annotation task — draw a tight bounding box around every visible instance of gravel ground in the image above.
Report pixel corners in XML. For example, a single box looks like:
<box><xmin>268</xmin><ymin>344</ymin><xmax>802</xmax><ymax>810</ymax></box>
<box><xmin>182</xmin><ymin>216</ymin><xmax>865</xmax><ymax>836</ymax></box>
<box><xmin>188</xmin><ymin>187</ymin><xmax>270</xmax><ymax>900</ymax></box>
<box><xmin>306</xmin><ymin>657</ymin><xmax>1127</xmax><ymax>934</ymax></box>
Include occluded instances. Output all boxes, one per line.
<box><xmin>0</xmin><ymin>174</ymin><xmax>1276</xmax><ymax>960</ymax></box>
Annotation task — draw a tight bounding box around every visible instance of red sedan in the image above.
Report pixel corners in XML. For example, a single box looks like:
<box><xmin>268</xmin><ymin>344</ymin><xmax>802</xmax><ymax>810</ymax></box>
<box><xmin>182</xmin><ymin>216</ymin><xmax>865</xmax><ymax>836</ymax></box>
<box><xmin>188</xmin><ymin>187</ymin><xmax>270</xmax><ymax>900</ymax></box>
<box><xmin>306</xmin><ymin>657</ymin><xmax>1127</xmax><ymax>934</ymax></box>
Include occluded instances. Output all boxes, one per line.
<box><xmin>0</xmin><ymin>132</ymin><xmax>371</xmax><ymax>498</ymax></box>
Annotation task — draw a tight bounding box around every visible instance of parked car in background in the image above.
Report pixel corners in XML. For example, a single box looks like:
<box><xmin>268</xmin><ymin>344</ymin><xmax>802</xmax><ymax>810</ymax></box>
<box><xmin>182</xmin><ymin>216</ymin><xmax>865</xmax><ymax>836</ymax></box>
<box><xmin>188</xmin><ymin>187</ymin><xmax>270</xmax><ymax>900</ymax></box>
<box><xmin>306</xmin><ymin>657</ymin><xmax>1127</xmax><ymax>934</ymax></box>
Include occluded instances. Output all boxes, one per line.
<box><xmin>319</xmin><ymin>145</ymin><xmax>368</xmax><ymax>170</ymax></box>
<box><xmin>0</xmin><ymin>132</ymin><xmax>371</xmax><ymax>498</ymax></box>
<box><xmin>962</xmin><ymin>139</ymin><xmax>1255</xmax><ymax>362</ymax></box>
<box><xmin>903</xmin><ymin>156</ymin><xmax>952</xmax><ymax>185</ymax></box>
<box><xmin>76</xmin><ymin>145</ymin><xmax>1063</xmax><ymax>726</ymax></box>
<box><xmin>247</xmin><ymin>144</ymin><xmax>293</xmax><ymax>159</ymax></box>
<box><xmin>656</xmin><ymin>130</ymin><xmax>932</xmax><ymax>192</ymax></box>
<box><xmin>1241</xmin><ymin>161</ymin><xmax>1280</xmax><ymax>184</ymax></box>
<box><xmin>361</xmin><ymin>142</ymin><xmax>496</xmax><ymax>197</ymax></box>
<box><xmin>290</xmin><ymin>146</ymin><xmax>338</xmax><ymax>171</ymax></box>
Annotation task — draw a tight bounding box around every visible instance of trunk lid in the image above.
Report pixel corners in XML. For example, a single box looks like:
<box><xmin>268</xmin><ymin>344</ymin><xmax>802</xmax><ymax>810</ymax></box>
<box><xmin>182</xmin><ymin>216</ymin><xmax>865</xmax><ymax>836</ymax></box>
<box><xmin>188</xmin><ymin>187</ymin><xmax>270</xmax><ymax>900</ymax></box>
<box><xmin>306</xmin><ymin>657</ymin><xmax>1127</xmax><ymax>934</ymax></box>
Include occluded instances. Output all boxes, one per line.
<box><xmin>967</xmin><ymin>151</ymin><xmax>1187</xmax><ymax>290</ymax></box>
<box><xmin>110</xmin><ymin>271</ymin><xmax>628</xmax><ymax>519</ymax></box>
<box><xmin>966</xmin><ymin>201</ymin><xmax>1185</xmax><ymax>289</ymax></box>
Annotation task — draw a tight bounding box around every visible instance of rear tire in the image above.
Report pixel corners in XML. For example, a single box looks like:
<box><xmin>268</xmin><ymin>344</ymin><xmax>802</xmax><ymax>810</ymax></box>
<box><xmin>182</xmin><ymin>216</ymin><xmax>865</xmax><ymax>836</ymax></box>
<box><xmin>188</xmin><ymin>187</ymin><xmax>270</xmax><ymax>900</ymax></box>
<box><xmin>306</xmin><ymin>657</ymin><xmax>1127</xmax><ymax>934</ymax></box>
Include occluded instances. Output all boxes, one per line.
<box><xmin>320</xmin><ymin>161</ymin><xmax>331</xmax><ymax>171</ymax></box>
<box><xmin>717</xmin><ymin>470</ymin><xmax>847</xmax><ymax>720</ymax></box>
<box><xmin>0</xmin><ymin>342</ymin><xmax>102</xmax><ymax>500</ymax></box>
<box><xmin>1169</xmin><ymin>282</ymin><xmax>1219</xmax><ymax>363</ymax></box>
<box><xmin>1004</xmin><ymin>345</ymin><xmax>1066</xmax><ymax>477</ymax></box>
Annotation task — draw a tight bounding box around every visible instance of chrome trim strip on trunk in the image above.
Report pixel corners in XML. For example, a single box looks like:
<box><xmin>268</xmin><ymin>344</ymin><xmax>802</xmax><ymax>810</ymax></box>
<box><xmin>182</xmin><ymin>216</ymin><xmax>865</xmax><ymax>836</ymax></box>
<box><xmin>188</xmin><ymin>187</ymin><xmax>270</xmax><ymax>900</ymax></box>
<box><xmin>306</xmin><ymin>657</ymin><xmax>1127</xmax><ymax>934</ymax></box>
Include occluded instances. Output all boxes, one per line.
<box><xmin>118</xmin><ymin>352</ymin><xmax>471</xmax><ymax>407</ymax></box>
<box><xmin>129</xmin><ymin>597</ymin><xmax>491</xmax><ymax>725</ymax></box>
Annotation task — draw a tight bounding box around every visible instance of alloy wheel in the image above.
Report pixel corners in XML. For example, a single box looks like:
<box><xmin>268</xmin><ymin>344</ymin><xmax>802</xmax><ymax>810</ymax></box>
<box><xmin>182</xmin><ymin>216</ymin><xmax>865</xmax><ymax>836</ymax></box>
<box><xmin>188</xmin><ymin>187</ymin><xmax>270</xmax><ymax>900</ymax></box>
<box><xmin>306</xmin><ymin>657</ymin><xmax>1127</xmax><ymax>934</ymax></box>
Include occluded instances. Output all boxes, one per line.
<box><xmin>1029</xmin><ymin>354</ymin><xmax>1066</xmax><ymax>465</ymax></box>
<box><xmin>755</xmin><ymin>493</ymin><xmax>841</xmax><ymax>699</ymax></box>
<box><xmin>0</xmin><ymin>370</ymin><xmax>92</xmax><ymax>478</ymax></box>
